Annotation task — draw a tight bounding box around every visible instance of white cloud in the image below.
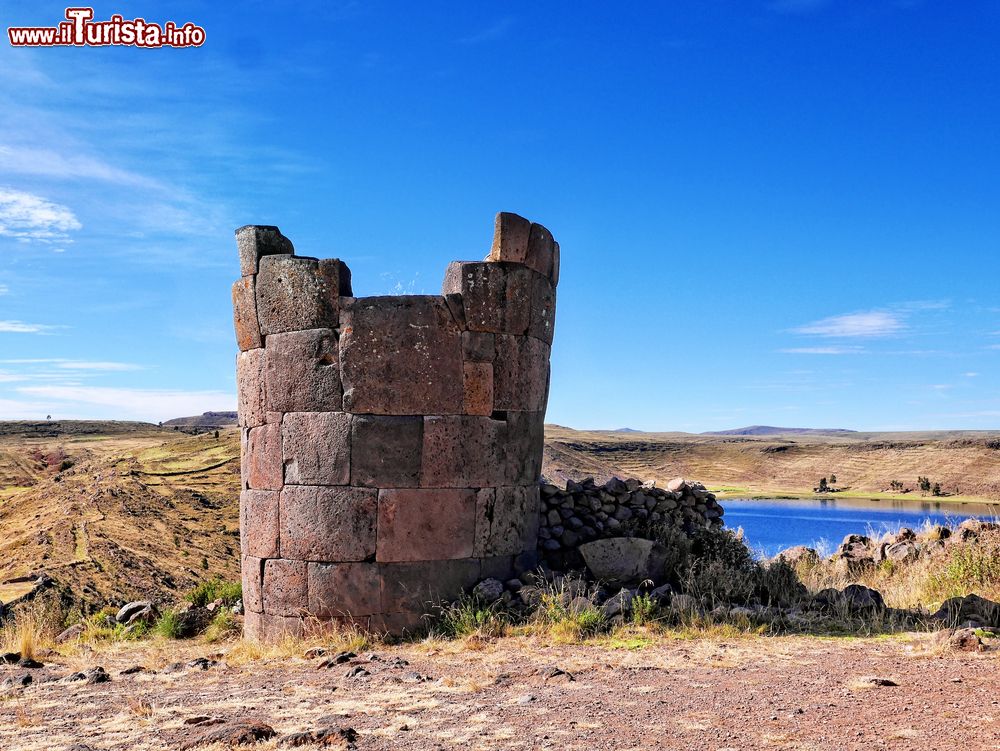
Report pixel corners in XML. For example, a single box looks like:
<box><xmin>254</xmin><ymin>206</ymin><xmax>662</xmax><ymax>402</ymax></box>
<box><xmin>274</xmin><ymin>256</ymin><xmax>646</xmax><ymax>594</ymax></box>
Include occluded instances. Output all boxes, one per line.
<box><xmin>0</xmin><ymin>187</ymin><xmax>81</xmax><ymax>242</ymax></box>
<box><xmin>791</xmin><ymin>310</ymin><xmax>904</xmax><ymax>338</ymax></box>
<box><xmin>0</xmin><ymin>320</ymin><xmax>59</xmax><ymax>333</ymax></box>
<box><xmin>965</xmin><ymin>372</ymin><xmax>980</xmax><ymax>378</ymax></box>
<box><xmin>16</xmin><ymin>385</ymin><xmax>236</xmax><ymax>422</ymax></box>
<box><xmin>0</xmin><ymin>358</ymin><xmax>141</xmax><ymax>370</ymax></box>
<box><xmin>0</xmin><ymin>284</ymin><xmax>7</xmax><ymax>295</ymax></box>
<box><xmin>778</xmin><ymin>346</ymin><xmax>863</xmax><ymax>355</ymax></box>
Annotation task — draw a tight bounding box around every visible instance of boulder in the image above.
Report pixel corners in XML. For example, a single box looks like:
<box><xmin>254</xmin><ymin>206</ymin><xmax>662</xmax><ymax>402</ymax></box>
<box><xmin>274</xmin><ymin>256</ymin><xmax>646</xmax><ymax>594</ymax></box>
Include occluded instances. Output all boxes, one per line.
<box><xmin>579</xmin><ymin>537</ymin><xmax>660</xmax><ymax>586</ymax></box>
<box><xmin>666</xmin><ymin>477</ymin><xmax>687</xmax><ymax>493</ymax></box>
<box><xmin>116</xmin><ymin>601</ymin><xmax>158</xmax><ymax>626</ymax></box>
<box><xmin>884</xmin><ymin>541</ymin><xmax>919</xmax><ymax>563</ymax></box>
<box><xmin>775</xmin><ymin>546</ymin><xmax>819</xmax><ymax>567</ymax></box>
<box><xmin>932</xmin><ymin>594</ymin><xmax>1000</xmax><ymax>628</ymax></box>
<box><xmin>472</xmin><ymin>578</ymin><xmax>505</xmax><ymax>604</ymax></box>
<box><xmin>840</xmin><ymin>584</ymin><xmax>885</xmax><ymax>613</ymax></box>
<box><xmin>601</xmin><ymin>589</ymin><xmax>634</xmax><ymax>619</ymax></box>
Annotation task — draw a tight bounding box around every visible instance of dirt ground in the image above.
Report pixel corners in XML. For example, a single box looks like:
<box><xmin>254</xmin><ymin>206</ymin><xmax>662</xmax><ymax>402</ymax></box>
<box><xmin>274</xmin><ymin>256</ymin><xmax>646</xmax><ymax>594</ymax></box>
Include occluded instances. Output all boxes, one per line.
<box><xmin>1</xmin><ymin>633</ymin><xmax>997</xmax><ymax>751</ymax></box>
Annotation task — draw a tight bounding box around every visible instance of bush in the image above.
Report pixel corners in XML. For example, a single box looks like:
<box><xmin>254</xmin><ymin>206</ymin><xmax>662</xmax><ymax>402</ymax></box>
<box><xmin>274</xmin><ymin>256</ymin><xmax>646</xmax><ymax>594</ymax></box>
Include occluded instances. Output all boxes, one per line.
<box><xmin>186</xmin><ymin>579</ymin><xmax>242</xmax><ymax>608</ymax></box>
<box><xmin>153</xmin><ymin>609</ymin><xmax>183</xmax><ymax>639</ymax></box>
<box><xmin>432</xmin><ymin>597</ymin><xmax>510</xmax><ymax>639</ymax></box>
<box><xmin>203</xmin><ymin>610</ymin><xmax>241</xmax><ymax>643</ymax></box>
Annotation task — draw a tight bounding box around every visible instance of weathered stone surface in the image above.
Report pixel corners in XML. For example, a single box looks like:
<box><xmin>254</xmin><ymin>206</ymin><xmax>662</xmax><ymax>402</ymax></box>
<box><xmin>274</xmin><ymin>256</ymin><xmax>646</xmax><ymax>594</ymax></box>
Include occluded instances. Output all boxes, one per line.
<box><xmin>550</xmin><ymin>241</ymin><xmax>560</xmax><ymax>285</ymax></box>
<box><xmin>475</xmin><ymin>486</ymin><xmax>540</xmax><ymax>557</ymax></box>
<box><xmin>340</xmin><ymin>296</ymin><xmax>463</xmax><ymax>415</ymax></box>
<box><xmin>380</xmin><ymin>559</ymin><xmax>481</xmax><ymax>614</ymax></box>
<box><xmin>244</xmin><ymin>610</ymin><xmax>304</xmax><ymax>641</ymax></box>
<box><xmin>308</xmin><ymin>562</ymin><xmax>380</xmax><ymax>618</ymax></box>
<box><xmin>487</xmin><ymin>212</ymin><xmax>531</xmax><ymax>265</ymax></box>
<box><xmin>242</xmin><ymin>556</ymin><xmax>264</xmax><ymax>613</ymax></box>
<box><xmin>264</xmin><ymin>329</ymin><xmax>342</xmax><ymax>413</ymax></box>
<box><xmin>236</xmin><ymin>225</ymin><xmax>294</xmax><ymax>277</ymax></box>
<box><xmin>525</xmin><ymin>222</ymin><xmax>556</xmax><ymax>278</ymax></box>
<box><xmin>579</xmin><ymin>537</ymin><xmax>656</xmax><ymax>585</ymax></box>
<box><xmin>262</xmin><ymin>559</ymin><xmax>307</xmax><ymax>616</ymax></box>
<box><xmin>377</xmin><ymin>488</ymin><xmax>477</xmax><ymax>562</ymax></box>
<box><xmin>351</xmin><ymin>415</ymin><xmax>422</xmax><ymax>487</ymax></box>
<box><xmin>232</xmin><ymin>277</ymin><xmax>262</xmax><ymax>351</ymax></box>
<box><xmin>279</xmin><ymin>486</ymin><xmax>376</xmax><ymax>561</ymax></box>
<box><xmin>237</xmin><ymin>349</ymin><xmax>266</xmax><ymax>428</ymax></box>
<box><xmin>282</xmin><ymin>412</ymin><xmax>351</xmax><ymax>485</ymax></box>
<box><xmin>246</xmin><ymin>422</ymin><xmax>283</xmax><ymax>491</ymax></box>
<box><xmin>256</xmin><ymin>255</ymin><xmax>341</xmax><ymax>335</ymax></box>
<box><xmin>502</xmin><ymin>411</ymin><xmax>545</xmax><ymax>485</ymax></box>
<box><xmin>462</xmin><ymin>331</ymin><xmax>495</xmax><ymax>362</ymax></box>
<box><xmin>494</xmin><ymin>335</ymin><xmax>550</xmax><ymax>411</ymax></box>
<box><xmin>527</xmin><ymin>272</ymin><xmax>556</xmax><ymax>344</ymax></box>
<box><xmin>463</xmin><ymin>362</ymin><xmax>494</xmax><ymax>416</ymax></box>
<box><xmin>240</xmin><ymin>490</ymin><xmax>279</xmax><ymax>558</ymax></box>
<box><xmin>442</xmin><ymin>262</ymin><xmax>531</xmax><ymax>335</ymax></box>
<box><xmin>420</xmin><ymin>415</ymin><xmax>504</xmax><ymax>487</ymax></box>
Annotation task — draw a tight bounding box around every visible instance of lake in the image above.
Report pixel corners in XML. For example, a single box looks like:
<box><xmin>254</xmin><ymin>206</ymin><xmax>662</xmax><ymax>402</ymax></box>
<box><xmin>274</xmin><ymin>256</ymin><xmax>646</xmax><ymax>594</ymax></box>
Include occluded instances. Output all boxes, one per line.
<box><xmin>723</xmin><ymin>497</ymin><xmax>999</xmax><ymax>557</ymax></box>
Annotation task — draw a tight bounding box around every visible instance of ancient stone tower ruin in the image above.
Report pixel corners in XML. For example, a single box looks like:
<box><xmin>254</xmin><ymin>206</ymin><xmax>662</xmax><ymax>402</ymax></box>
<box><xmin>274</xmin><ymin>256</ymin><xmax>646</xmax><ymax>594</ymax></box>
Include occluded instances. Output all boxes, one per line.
<box><xmin>233</xmin><ymin>213</ymin><xmax>559</xmax><ymax>639</ymax></box>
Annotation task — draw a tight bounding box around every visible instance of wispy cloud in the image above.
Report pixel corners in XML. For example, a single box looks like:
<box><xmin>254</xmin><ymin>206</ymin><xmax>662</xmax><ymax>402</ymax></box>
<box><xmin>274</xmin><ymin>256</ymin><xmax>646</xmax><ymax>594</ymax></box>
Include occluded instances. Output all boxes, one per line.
<box><xmin>778</xmin><ymin>346</ymin><xmax>864</xmax><ymax>355</ymax></box>
<box><xmin>0</xmin><ymin>187</ymin><xmax>81</xmax><ymax>243</ymax></box>
<box><xmin>0</xmin><ymin>284</ymin><xmax>7</xmax><ymax>296</ymax></box>
<box><xmin>965</xmin><ymin>372</ymin><xmax>980</xmax><ymax>378</ymax></box>
<box><xmin>459</xmin><ymin>17</ymin><xmax>514</xmax><ymax>45</ymax></box>
<box><xmin>0</xmin><ymin>320</ymin><xmax>60</xmax><ymax>334</ymax></box>
<box><xmin>791</xmin><ymin>310</ymin><xmax>904</xmax><ymax>338</ymax></box>
<box><xmin>0</xmin><ymin>145</ymin><xmax>164</xmax><ymax>191</ymax></box>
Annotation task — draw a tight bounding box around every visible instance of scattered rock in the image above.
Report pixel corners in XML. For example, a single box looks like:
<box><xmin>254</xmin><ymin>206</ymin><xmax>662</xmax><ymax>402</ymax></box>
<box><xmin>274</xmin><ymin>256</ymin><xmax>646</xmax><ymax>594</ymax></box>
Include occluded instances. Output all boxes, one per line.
<box><xmin>0</xmin><ymin>652</ymin><xmax>21</xmax><ymax>665</ymax></box>
<box><xmin>541</xmin><ymin>666</ymin><xmax>575</xmax><ymax>682</ymax></box>
<box><xmin>318</xmin><ymin>652</ymin><xmax>356</xmax><ymax>668</ymax></box>
<box><xmin>184</xmin><ymin>716</ymin><xmax>225</xmax><ymax>727</ymax></box>
<box><xmin>775</xmin><ymin>546</ymin><xmax>819</xmax><ymax>567</ymax></box>
<box><xmin>932</xmin><ymin>594</ymin><xmax>1000</xmax><ymax>628</ymax></box>
<box><xmin>187</xmin><ymin>657</ymin><xmax>217</xmax><ymax>670</ymax></box>
<box><xmin>344</xmin><ymin>665</ymin><xmax>369</xmax><ymax>679</ymax></box>
<box><xmin>181</xmin><ymin>720</ymin><xmax>276</xmax><ymax>750</ymax></box>
<box><xmin>943</xmin><ymin>628</ymin><xmax>985</xmax><ymax>652</ymax></box>
<box><xmin>278</xmin><ymin>727</ymin><xmax>358</xmax><ymax>748</ymax></box>
<box><xmin>601</xmin><ymin>588</ymin><xmax>634</xmax><ymax>619</ymax></box>
<box><xmin>17</xmin><ymin>657</ymin><xmax>43</xmax><ymax>669</ymax></box>
<box><xmin>0</xmin><ymin>673</ymin><xmax>32</xmax><ymax>690</ymax></box>
<box><xmin>116</xmin><ymin>600</ymin><xmax>159</xmax><ymax>626</ymax></box>
<box><xmin>304</xmin><ymin>647</ymin><xmax>328</xmax><ymax>659</ymax></box>
<box><xmin>472</xmin><ymin>578</ymin><xmax>505</xmax><ymax>603</ymax></box>
<box><xmin>857</xmin><ymin>676</ymin><xmax>899</xmax><ymax>687</ymax></box>
<box><xmin>579</xmin><ymin>537</ymin><xmax>656</xmax><ymax>585</ymax></box>
<box><xmin>55</xmin><ymin>623</ymin><xmax>86</xmax><ymax>643</ymax></box>
<box><xmin>840</xmin><ymin>584</ymin><xmax>885</xmax><ymax>613</ymax></box>
<box><xmin>119</xmin><ymin>665</ymin><xmax>147</xmax><ymax>676</ymax></box>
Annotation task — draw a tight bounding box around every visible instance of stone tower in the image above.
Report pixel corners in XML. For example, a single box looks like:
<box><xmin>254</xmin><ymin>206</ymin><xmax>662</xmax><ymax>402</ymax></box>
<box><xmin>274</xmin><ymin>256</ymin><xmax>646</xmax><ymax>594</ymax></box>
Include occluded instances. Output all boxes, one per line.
<box><xmin>233</xmin><ymin>212</ymin><xmax>559</xmax><ymax>639</ymax></box>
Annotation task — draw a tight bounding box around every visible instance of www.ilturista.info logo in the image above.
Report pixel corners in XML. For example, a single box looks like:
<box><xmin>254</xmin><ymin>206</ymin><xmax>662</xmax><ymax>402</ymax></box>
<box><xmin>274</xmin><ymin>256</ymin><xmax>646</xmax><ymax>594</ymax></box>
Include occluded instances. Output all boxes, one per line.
<box><xmin>8</xmin><ymin>7</ymin><xmax>205</xmax><ymax>48</ymax></box>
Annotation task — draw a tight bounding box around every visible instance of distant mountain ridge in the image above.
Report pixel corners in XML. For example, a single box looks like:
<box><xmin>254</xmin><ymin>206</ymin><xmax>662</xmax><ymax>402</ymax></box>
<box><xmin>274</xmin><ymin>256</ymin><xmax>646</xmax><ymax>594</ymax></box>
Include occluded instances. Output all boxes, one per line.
<box><xmin>161</xmin><ymin>411</ymin><xmax>238</xmax><ymax>428</ymax></box>
<box><xmin>703</xmin><ymin>425</ymin><xmax>858</xmax><ymax>436</ymax></box>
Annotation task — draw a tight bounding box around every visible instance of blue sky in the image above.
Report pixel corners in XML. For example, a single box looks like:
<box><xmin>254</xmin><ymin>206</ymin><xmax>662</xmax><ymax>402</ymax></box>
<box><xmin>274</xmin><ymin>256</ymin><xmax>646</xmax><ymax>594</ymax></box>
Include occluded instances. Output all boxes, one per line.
<box><xmin>1</xmin><ymin>1</ymin><xmax>998</xmax><ymax>431</ymax></box>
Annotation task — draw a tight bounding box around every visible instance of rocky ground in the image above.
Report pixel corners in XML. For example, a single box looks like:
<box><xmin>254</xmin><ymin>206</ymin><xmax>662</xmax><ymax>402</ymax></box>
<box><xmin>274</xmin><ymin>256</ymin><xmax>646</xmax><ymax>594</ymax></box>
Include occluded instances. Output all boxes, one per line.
<box><xmin>1</xmin><ymin>632</ymin><xmax>998</xmax><ymax>750</ymax></box>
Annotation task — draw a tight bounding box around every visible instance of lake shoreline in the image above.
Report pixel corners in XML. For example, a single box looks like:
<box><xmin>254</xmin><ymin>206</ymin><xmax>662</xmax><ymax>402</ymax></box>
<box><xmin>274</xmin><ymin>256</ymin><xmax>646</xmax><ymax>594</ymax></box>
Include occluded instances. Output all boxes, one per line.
<box><xmin>713</xmin><ymin>487</ymin><xmax>1000</xmax><ymax>507</ymax></box>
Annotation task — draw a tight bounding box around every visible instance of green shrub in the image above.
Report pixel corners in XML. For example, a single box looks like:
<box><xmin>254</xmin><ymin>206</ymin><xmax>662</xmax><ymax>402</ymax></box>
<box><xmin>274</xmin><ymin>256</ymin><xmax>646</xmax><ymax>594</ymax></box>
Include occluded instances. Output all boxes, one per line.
<box><xmin>203</xmin><ymin>610</ymin><xmax>240</xmax><ymax>643</ymax></box>
<box><xmin>153</xmin><ymin>609</ymin><xmax>183</xmax><ymax>639</ymax></box>
<box><xmin>187</xmin><ymin>579</ymin><xmax>242</xmax><ymax>607</ymax></box>
<box><xmin>630</xmin><ymin>593</ymin><xmax>659</xmax><ymax>626</ymax></box>
<box><xmin>432</xmin><ymin>597</ymin><xmax>510</xmax><ymax>639</ymax></box>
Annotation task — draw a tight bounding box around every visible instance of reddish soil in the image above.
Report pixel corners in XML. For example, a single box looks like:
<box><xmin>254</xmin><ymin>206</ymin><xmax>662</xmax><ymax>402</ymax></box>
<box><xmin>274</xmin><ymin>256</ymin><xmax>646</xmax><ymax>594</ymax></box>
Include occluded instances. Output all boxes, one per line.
<box><xmin>1</xmin><ymin>633</ymin><xmax>997</xmax><ymax>750</ymax></box>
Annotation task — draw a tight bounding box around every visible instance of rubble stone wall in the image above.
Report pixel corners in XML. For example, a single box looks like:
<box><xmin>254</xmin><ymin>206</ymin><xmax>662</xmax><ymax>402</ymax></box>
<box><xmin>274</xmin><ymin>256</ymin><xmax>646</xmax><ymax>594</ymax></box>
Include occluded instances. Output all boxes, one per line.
<box><xmin>233</xmin><ymin>213</ymin><xmax>559</xmax><ymax>640</ymax></box>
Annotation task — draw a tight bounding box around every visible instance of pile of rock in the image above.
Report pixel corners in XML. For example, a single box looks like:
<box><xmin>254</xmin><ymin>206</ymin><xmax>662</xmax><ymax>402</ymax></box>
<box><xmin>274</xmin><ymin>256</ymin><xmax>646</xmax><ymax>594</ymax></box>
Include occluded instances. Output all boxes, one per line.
<box><xmin>785</xmin><ymin>519</ymin><xmax>1000</xmax><ymax>577</ymax></box>
<box><xmin>536</xmin><ymin>476</ymin><xmax>724</xmax><ymax>570</ymax></box>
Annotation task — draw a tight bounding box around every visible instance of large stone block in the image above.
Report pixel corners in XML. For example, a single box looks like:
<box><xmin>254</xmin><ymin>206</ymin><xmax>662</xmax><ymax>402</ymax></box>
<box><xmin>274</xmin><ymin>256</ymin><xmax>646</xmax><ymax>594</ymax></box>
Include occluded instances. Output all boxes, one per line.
<box><xmin>494</xmin><ymin>335</ymin><xmax>550</xmax><ymax>412</ymax></box>
<box><xmin>487</xmin><ymin>212</ymin><xmax>531</xmax><ymax>266</ymax></box>
<box><xmin>503</xmin><ymin>411</ymin><xmax>545</xmax><ymax>485</ymax></box>
<box><xmin>462</xmin><ymin>331</ymin><xmax>495</xmax><ymax>362</ymax></box>
<box><xmin>441</xmin><ymin>262</ymin><xmax>531</xmax><ymax>335</ymax></box>
<box><xmin>240</xmin><ymin>490</ymin><xmax>279</xmax><ymax>559</ymax></box>
<box><xmin>463</xmin><ymin>362</ymin><xmax>494</xmax><ymax>416</ymax></box>
<box><xmin>243</xmin><ymin>610</ymin><xmax>304</xmax><ymax>641</ymax></box>
<box><xmin>256</xmin><ymin>255</ymin><xmax>342</xmax><ymax>336</ymax></box>
<box><xmin>241</xmin><ymin>556</ymin><xmax>264</xmax><ymax>613</ymax></box>
<box><xmin>527</xmin><ymin>272</ymin><xmax>556</xmax><ymax>345</ymax></box>
<box><xmin>376</xmin><ymin>488</ymin><xmax>477</xmax><ymax>562</ymax></box>
<box><xmin>279</xmin><ymin>485</ymin><xmax>376</xmax><ymax>561</ymax></box>
<box><xmin>475</xmin><ymin>486</ymin><xmax>540</xmax><ymax>557</ymax></box>
<box><xmin>264</xmin><ymin>329</ymin><xmax>342</xmax><ymax>413</ymax></box>
<box><xmin>232</xmin><ymin>277</ymin><xmax>262</xmax><ymax>351</ymax></box>
<box><xmin>420</xmin><ymin>415</ymin><xmax>505</xmax><ymax>487</ymax></box>
<box><xmin>379</xmin><ymin>559</ymin><xmax>481</xmax><ymax>615</ymax></box>
<box><xmin>236</xmin><ymin>225</ymin><xmax>294</xmax><ymax>277</ymax></box>
<box><xmin>237</xmin><ymin>349</ymin><xmax>266</xmax><ymax>428</ymax></box>
<box><xmin>524</xmin><ymin>222</ymin><xmax>556</xmax><ymax>279</ymax></box>
<box><xmin>262</xmin><ymin>558</ymin><xmax>308</xmax><ymax>616</ymax></box>
<box><xmin>281</xmin><ymin>412</ymin><xmax>351</xmax><ymax>485</ymax></box>
<box><xmin>240</xmin><ymin>428</ymin><xmax>249</xmax><ymax>490</ymax></box>
<box><xmin>550</xmin><ymin>240</ymin><xmax>561</xmax><ymax>286</ymax></box>
<box><xmin>307</xmin><ymin>562</ymin><xmax>380</xmax><ymax>618</ymax></box>
<box><xmin>340</xmin><ymin>296</ymin><xmax>463</xmax><ymax>415</ymax></box>
<box><xmin>246</xmin><ymin>421</ymin><xmax>283</xmax><ymax>491</ymax></box>
<box><xmin>350</xmin><ymin>415</ymin><xmax>422</xmax><ymax>487</ymax></box>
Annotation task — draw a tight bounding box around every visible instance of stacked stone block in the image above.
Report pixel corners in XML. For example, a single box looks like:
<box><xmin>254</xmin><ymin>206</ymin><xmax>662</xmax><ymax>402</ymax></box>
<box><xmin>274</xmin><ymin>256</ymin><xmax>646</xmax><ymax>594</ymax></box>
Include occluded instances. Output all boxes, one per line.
<box><xmin>233</xmin><ymin>214</ymin><xmax>559</xmax><ymax>640</ymax></box>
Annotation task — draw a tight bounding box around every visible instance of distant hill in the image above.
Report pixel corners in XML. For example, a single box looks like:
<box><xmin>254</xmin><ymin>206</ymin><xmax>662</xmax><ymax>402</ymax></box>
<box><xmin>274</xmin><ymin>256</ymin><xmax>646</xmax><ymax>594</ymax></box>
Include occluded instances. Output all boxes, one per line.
<box><xmin>162</xmin><ymin>412</ymin><xmax>238</xmax><ymax>429</ymax></box>
<box><xmin>703</xmin><ymin>426</ymin><xmax>858</xmax><ymax>437</ymax></box>
<box><xmin>614</xmin><ymin>428</ymin><xmax>641</xmax><ymax>433</ymax></box>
